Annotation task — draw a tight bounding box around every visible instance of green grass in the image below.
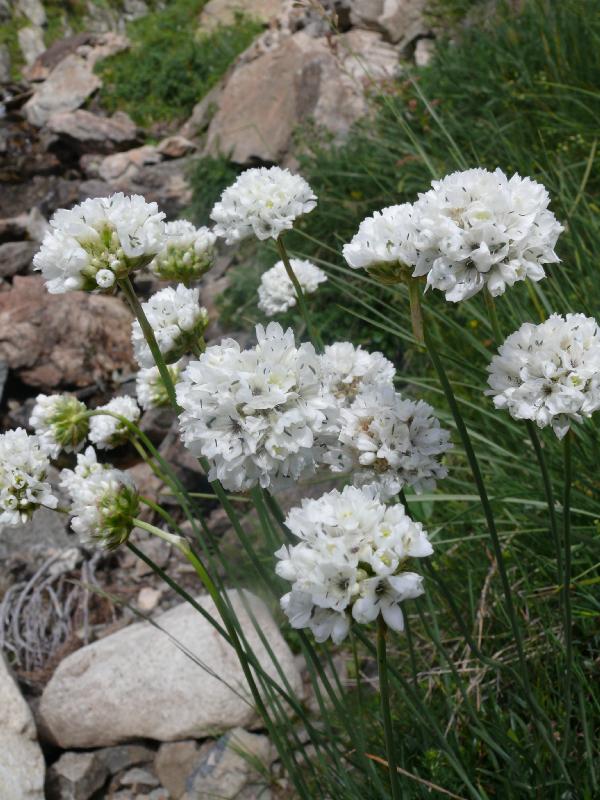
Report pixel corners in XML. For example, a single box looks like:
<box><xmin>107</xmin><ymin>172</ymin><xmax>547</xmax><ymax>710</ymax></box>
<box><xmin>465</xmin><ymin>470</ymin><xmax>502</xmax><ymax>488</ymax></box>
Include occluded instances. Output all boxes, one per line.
<box><xmin>97</xmin><ymin>1</ymin><xmax>262</xmax><ymax>125</ymax></box>
<box><xmin>205</xmin><ymin>0</ymin><xmax>600</xmax><ymax>795</ymax></box>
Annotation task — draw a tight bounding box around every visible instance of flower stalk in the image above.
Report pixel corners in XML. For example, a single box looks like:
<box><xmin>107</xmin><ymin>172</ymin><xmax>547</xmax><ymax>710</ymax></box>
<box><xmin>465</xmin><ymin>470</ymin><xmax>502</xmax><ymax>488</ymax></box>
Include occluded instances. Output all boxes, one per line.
<box><xmin>376</xmin><ymin>616</ymin><xmax>402</xmax><ymax>800</ymax></box>
<box><xmin>276</xmin><ymin>235</ymin><xmax>323</xmax><ymax>351</ymax></box>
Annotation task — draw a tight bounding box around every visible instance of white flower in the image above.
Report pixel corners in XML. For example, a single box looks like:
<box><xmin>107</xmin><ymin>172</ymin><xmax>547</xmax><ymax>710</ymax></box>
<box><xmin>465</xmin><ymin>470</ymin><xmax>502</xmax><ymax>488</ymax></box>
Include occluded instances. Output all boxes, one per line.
<box><xmin>258</xmin><ymin>259</ymin><xmax>327</xmax><ymax>316</ymax></box>
<box><xmin>411</xmin><ymin>168</ymin><xmax>563</xmax><ymax>302</ymax></box>
<box><xmin>324</xmin><ymin>385</ymin><xmax>452</xmax><ymax>499</ymax></box>
<box><xmin>486</xmin><ymin>313</ymin><xmax>600</xmax><ymax>438</ymax></box>
<box><xmin>343</xmin><ymin>204</ymin><xmax>418</xmax><ymax>282</ymax></box>
<box><xmin>131</xmin><ymin>285</ymin><xmax>209</xmax><ymax>368</ymax></box>
<box><xmin>60</xmin><ymin>446</ymin><xmax>139</xmax><ymax>549</ymax></box>
<box><xmin>34</xmin><ymin>193</ymin><xmax>165</xmax><ymax>294</ymax></box>
<box><xmin>211</xmin><ymin>167</ymin><xmax>317</xmax><ymax>244</ymax></box>
<box><xmin>276</xmin><ymin>485</ymin><xmax>431</xmax><ymax>643</ymax></box>
<box><xmin>136</xmin><ymin>361</ymin><xmax>183</xmax><ymax>410</ymax></box>
<box><xmin>319</xmin><ymin>342</ymin><xmax>396</xmax><ymax>404</ymax></box>
<box><xmin>29</xmin><ymin>394</ymin><xmax>89</xmax><ymax>455</ymax></box>
<box><xmin>0</xmin><ymin>428</ymin><xmax>58</xmax><ymax>525</ymax></box>
<box><xmin>149</xmin><ymin>220</ymin><xmax>217</xmax><ymax>283</ymax></box>
<box><xmin>176</xmin><ymin>322</ymin><xmax>336</xmax><ymax>491</ymax></box>
<box><xmin>89</xmin><ymin>396</ymin><xmax>140</xmax><ymax>450</ymax></box>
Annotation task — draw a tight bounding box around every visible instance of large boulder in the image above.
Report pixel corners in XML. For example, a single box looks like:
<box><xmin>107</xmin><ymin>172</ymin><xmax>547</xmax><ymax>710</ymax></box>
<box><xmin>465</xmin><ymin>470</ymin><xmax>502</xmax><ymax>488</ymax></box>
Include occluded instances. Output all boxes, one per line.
<box><xmin>18</xmin><ymin>25</ymin><xmax>46</xmax><ymax>67</ymax></box>
<box><xmin>23</xmin><ymin>54</ymin><xmax>102</xmax><ymax>127</ymax></box>
<box><xmin>0</xmin><ymin>654</ymin><xmax>45</xmax><ymax>799</ymax></box>
<box><xmin>349</xmin><ymin>0</ymin><xmax>429</xmax><ymax>48</ymax></box>
<box><xmin>40</xmin><ymin>590</ymin><xmax>302</xmax><ymax>748</ymax></box>
<box><xmin>0</xmin><ymin>275</ymin><xmax>136</xmax><ymax>390</ymax></box>
<box><xmin>205</xmin><ymin>29</ymin><xmax>399</xmax><ymax>164</ymax></box>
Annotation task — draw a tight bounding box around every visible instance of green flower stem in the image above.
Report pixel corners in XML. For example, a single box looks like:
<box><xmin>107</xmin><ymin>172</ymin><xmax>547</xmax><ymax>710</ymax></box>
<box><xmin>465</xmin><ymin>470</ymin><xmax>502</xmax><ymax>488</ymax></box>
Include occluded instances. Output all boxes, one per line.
<box><xmin>276</xmin><ymin>234</ymin><xmax>323</xmax><ymax>351</ymax></box>
<box><xmin>376</xmin><ymin>616</ymin><xmax>401</xmax><ymax>800</ymax></box>
<box><xmin>562</xmin><ymin>429</ymin><xmax>574</xmax><ymax>758</ymax></box>
<box><xmin>118</xmin><ymin>275</ymin><xmax>179</xmax><ymax>411</ymax></box>
<box><xmin>484</xmin><ymin>288</ymin><xmax>504</xmax><ymax>344</ymax></box>
<box><xmin>408</xmin><ymin>279</ymin><xmax>425</xmax><ymax>345</ymax></box>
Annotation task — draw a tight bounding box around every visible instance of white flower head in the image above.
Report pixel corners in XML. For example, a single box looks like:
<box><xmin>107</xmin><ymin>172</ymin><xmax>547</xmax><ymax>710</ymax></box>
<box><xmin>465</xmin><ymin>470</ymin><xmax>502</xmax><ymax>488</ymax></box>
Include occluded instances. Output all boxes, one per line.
<box><xmin>132</xmin><ymin>285</ymin><xmax>209</xmax><ymax>368</ymax></box>
<box><xmin>149</xmin><ymin>220</ymin><xmax>217</xmax><ymax>284</ymax></box>
<box><xmin>0</xmin><ymin>428</ymin><xmax>58</xmax><ymax>525</ymax></box>
<box><xmin>30</xmin><ymin>394</ymin><xmax>89</xmax><ymax>456</ymax></box>
<box><xmin>176</xmin><ymin>322</ymin><xmax>337</xmax><ymax>491</ymax></box>
<box><xmin>324</xmin><ymin>385</ymin><xmax>452</xmax><ymax>499</ymax></box>
<box><xmin>276</xmin><ymin>485</ymin><xmax>431</xmax><ymax>643</ymax></box>
<box><xmin>411</xmin><ymin>168</ymin><xmax>563</xmax><ymax>301</ymax></box>
<box><xmin>486</xmin><ymin>313</ymin><xmax>600</xmax><ymax>438</ymax></box>
<box><xmin>60</xmin><ymin>446</ymin><xmax>139</xmax><ymax>549</ymax></box>
<box><xmin>319</xmin><ymin>342</ymin><xmax>396</xmax><ymax>404</ymax></box>
<box><xmin>343</xmin><ymin>203</ymin><xmax>419</xmax><ymax>283</ymax></box>
<box><xmin>89</xmin><ymin>396</ymin><xmax>140</xmax><ymax>450</ymax></box>
<box><xmin>34</xmin><ymin>193</ymin><xmax>165</xmax><ymax>294</ymax></box>
<box><xmin>211</xmin><ymin>167</ymin><xmax>317</xmax><ymax>244</ymax></box>
<box><xmin>136</xmin><ymin>361</ymin><xmax>183</xmax><ymax>410</ymax></box>
<box><xmin>258</xmin><ymin>258</ymin><xmax>327</xmax><ymax>317</ymax></box>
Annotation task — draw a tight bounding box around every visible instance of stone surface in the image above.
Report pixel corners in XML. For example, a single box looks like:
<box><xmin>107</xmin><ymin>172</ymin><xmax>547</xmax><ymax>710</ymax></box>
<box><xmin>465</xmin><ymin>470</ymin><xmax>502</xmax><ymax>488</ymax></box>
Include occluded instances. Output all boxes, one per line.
<box><xmin>0</xmin><ymin>239</ymin><xmax>37</xmax><ymax>277</ymax></box>
<box><xmin>205</xmin><ymin>29</ymin><xmax>399</xmax><ymax>164</ymax></box>
<box><xmin>414</xmin><ymin>36</ymin><xmax>435</xmax><ymax>66</ymax></box>
<box><xmin>96</xmin><ymin>744</ymin><xmax>156</xmax><ymax>776</ymax></box>
<box><xmin>46</xmin><ymin>751</ymin><xmax>109</xmax><ymax>800</ymax></box>
<box><xmin>199</xmin><ymin>0</ymin><xmax>280</xmax><ymax>30</ymax></box>
<box><xmin>155</xmin><ymin>741</ymin><xmax>202</xmax><ymax>800</ymax></box>
<box><xmin>0</xmin><ymin>505</ymin><xmax>73</xmax><ymax>564</ymax></box>
<box><xmin>40</xmin><ymin>591</ymin><xmax>303</xmax><ymax>748</ymax></box>
<box><xmin>181</xmin><ymin>728</ymin><xmax>273</xmax><ymax>800</ymax></box>
<box><xmin>98</xmin><ymin>145</ymin><xmax>162</xmax><ymax>183</ymax></box>
<box><xmin>350</xmin><ymin>0</ymin><xmax>428</xmax><ymax>48</ymax></box>
<box><xmin>24</xmin><ymin>54</ymin><xmax>102</xmax><ymax>127</ymax></box>
<box><xmin>18</xmin><ymin>25</ymin><xmax>46</xmax><ymax>67</ymax></box>
<box><xmin>0</xmin><ymin>654</ymin><xmax>45</xmax><ymax>799</ymax></box>
<box><xmin>24</xmin><ymin>32</ymin><xmax>93</xmax><ymax>82</ymax></box>
<box><xmin>157</xmin><ymin>135</ymin><xmax>196</xmax><ymax>159</ymax></box>
<box><xmin>46</xmin><ymin>110</ymin><xmax>140</xmax><ymax>154</ymax></box>
<box><xmin>17</xmin><ymin>0</ymin><xmax>47</xmax><ymax>26</ymax></box>
<box><xmin>179</xmin><ymin>83</ymin><xmax>223</xmax><ymax>140</ymax></box>
<box><xmin>0</xmin><ymin>275</ymin><xmax>136</xmax><ymax>390</ymax></box>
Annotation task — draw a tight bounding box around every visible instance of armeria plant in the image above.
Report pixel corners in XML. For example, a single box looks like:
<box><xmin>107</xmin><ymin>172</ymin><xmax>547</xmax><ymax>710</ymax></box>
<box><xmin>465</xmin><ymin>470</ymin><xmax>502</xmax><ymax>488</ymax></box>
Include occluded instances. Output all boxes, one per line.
<box><xmin>2</xmin><ymin>160</ymin><xmax>594</xmax><ymax>797</ymax></box>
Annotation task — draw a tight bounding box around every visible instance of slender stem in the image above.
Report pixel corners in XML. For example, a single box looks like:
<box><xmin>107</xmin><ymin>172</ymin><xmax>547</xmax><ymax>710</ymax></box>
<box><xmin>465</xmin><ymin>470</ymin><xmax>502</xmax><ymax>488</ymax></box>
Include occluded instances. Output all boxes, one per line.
<box><xmin>562</xmin><ymin>430</ymin><xmax>574</xmax><ymax>758</ymax></box>
<box><xmin>376</xmin><ymin>616</ymin><xmax>401</xmax><ymax>800</ymax></box>
<box><xmin>118</xmin><ymin>276</ymin><xmax>179</xmax><ymax>411</ymax></box>
<box><xmin>276</xmin><ymin>234</ymin><xmax>323</xmax><ymax>351</ymax></box>
<box><xmin>408</xmin><ymin>279</ymin><xmax>425</xmax><ymax>345</ymax></box>
<box><xmin>525</xmin><ymin>421</ymin><xmax>563</xmax><ymax>582</ymax></box>
<box><xmin>484</xmin><ymin>288</ymin><xmax>503</xmax><ymax>345</ymax></box>
<box><xmin>133</xmin><ymin>517</ymin><xmax>187</xmax><ymax>550</ymax></box>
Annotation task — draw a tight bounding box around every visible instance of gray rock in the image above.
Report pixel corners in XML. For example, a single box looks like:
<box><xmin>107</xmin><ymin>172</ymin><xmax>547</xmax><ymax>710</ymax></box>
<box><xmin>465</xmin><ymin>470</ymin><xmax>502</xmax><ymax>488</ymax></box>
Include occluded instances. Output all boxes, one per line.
<box><xmin>16</xmin><ymin>0</ymin><xmax>47</xmax><ymax>26</ymax></box>
<box><xmin>46</xmin><ymin>751</ymin><xmax>108</xmax><ymax>800</ymax></box>
<box><xmin>350</xmin><ymin>0</ymin><xmax>429</xmax><ymax>49</ymax></box>
<box><xmin>0</xmin><ymin>653</ymin><xmax>45</xmax><ymax>799</ymax></box>
<box><xmin>95</xmin><ymin>744</ymin><xmax>156</xmax><ymax>776</ymax></box>
<box><xmin>414</xmin><ymin>36</ymin><xmax>435</xmax><ymax>66</ymax></box>
<box><xmin>24</xmin><ymin>54</ymin><xmax>101</xmax><ymax>126</ymax></box>
<box><xmin>18</xmin><ymin>25</ymin><xmax>46</xmax><ymax>67</ymax></box>
<box><xmin>0</xmin><ymin>240</ymin><xmax>37</xmax><ymax>277</ymax></box>
<box><xmin>155</xmin><ymin>741</ymin><xmax>202</xmax><ymax>799</ymax></box>
<box><xmin>40</xmin><ymin>591</ymin><xmax>303</xmax><ymax>748</ymax></box>
<box><xmin>119</xmin><ymin>766</ymin><xmax>160</xmax><ymax>788</ymax></box>
<box><xmin>0</xmin><ymin>43</ymin><xmax>11</xmax><ymax>82</ymax></box>
<box><xmin>0</xmin><ymin>0</ymin><xmax>11</xmax><ymax>21</ymax></box>
<box><xmin>0</xmin><ymin>505</ymin><xmax>73</xmax><ymax>564</ymax></box>
<box><xmin>182</xmin><ymin>728</ymin><xmax>273</xmax><ymax>800</ymax></box>
<box><xmin>46</xmin><ymin>109</ymin><xmax>140</xmax><ymax>154</ymax></box>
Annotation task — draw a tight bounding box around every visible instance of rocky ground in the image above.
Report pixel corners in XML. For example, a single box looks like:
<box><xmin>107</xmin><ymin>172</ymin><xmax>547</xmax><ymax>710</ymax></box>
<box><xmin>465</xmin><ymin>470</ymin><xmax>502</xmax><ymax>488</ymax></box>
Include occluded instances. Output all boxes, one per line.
<box><xmin>0</xmin><ymin>1</ymin><xmax>435</xmax><ymax>797</ymax></box>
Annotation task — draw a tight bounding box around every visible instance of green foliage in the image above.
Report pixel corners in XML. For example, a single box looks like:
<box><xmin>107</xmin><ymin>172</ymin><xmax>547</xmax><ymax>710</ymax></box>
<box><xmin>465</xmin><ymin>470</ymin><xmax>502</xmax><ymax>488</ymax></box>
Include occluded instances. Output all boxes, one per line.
<box><xmin>209</xmin><ymin>0</ymin><xmax>600</xmax><ymax>795</ymax></box>
<box><xmin>97</xmin><ymin>2</ymin><xmax>262</xmax><ymax>124</ymax></box>
<box><xmin>187</xmin><ymin>154</ymin><xmax>241</xmax><ymax>226</ymax></box>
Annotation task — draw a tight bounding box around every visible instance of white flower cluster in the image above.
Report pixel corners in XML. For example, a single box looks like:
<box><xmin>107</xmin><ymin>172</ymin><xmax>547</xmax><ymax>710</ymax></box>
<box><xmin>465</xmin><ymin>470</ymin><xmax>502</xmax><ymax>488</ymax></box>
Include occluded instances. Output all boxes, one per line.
<box><xmin>211</xmin><ymin>167</ymin><xmax>317</xmax><ymax>244</ymax></box>
<box><xmin>29</xmin><ymin>393</ymin><xmax>89</xmax><ymax>456</ymax></box>
<box><xmin>149</xmin><ymin>220</ymin><xmax>217</xmax><ymax>284</ymax></box>
<box><xmin>60</xmin><ymin>447</ymin><xmax>139</xmax><ymax>549</ymax></box>
<box><xmin>89</xmin><ymin>396</ymin><xmax>140</xmax><ymax>450</ymax></box>
<box><xmin>0</xmin><ymin>428</ymin><xmax>58</xmax><ymax>525</ymax></box>
<box><xmin>487</xmin><ymin>313</ymin><xmax>600</xmax><ymax>438</ymax></box>
<box><xmin>343</xmin><ymin>204</ymin><xmax>418</xmax><ymax>282</ymax></box>
<box><xmin>136</xmin><ymin>361</ymin><xmax>183</xmax><ymax>410</ymax></box>
<box><xmin>324</xmin><ymin>385</ymin><xmax>452</xmax><ymax>499</ymax></box>
<box><xmin>319</xmin><ymin>342</ymin><xmax>396</xmax><ymax>403</ymax></box>
<box><xmin>276</xmin><ymin>485</ymin><xmax>431</xmax><ymax>643</ymax></box>
<box><xmin>258</xmin><ymin>258</ymin><xmax>327</xmax><ymax>316</ymax></box>
<box><xmin>344</xmin><ymin>168</ymin><xmax>563</xmax><ymax>302</ymax></box>
<box><xmin>132</xmin><ymin>285</ymin><xmax>209</xmax><ymax>368</ymax></box>
<box><xmin>34</xmin><ymin>193</ymin><xmax>165</xmax><ymax>294</ymax></box>
<box><xmin>177</xmin><ymin>323</ymin><xmax>335</xmax><ymax>491</ymax></box>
